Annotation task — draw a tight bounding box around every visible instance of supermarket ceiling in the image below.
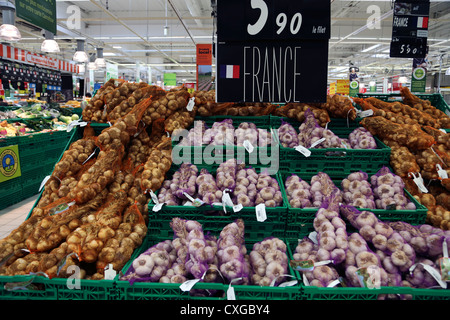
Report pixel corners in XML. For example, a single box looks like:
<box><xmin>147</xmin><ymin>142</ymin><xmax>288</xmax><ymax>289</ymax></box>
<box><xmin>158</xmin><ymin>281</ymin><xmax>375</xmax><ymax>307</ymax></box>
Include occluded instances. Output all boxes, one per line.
<box><xmin>2</xmin><ymin>0</ymin><xmax>450</xmax><ymax>83</ymax></box>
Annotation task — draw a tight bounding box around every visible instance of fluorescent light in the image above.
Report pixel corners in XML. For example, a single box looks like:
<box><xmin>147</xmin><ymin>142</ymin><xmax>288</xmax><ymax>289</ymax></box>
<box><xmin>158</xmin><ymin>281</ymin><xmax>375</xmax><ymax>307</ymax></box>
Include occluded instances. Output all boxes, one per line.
<box><xmin>103</xmin><ymin>52</ymin><xmax>117</xmax><ymax>56</ymax></box>
<box><xmin>112</xmin><ymin>46</ymin><xmax>122</xmax><ymax>49</ymax></box>
<box><xmin>362</xmin><ymin>44</ymin><xmax>382</xmax><ymax>52</ymax></box>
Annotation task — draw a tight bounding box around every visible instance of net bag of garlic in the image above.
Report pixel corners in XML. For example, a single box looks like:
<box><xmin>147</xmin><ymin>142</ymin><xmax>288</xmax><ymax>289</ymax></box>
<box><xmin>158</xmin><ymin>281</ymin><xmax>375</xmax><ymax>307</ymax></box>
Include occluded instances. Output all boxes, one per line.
<box><xmin>66</xmin><ymin>190</ymin><xmax>129</xmax><ymax>263</ymax></box>
<box><xmin>93</xmin><ymin>203</ymin><xmax>148</xmax><ymax>279</ymax></box>
<box><xmin>25</xmin><ymin>190</ymin><xmax>109</xmax><ymax>254</ymax></box>
<box><xmin>361</xmin><ymin>116</ymin><xmax>436</xmax><ymax>151</ymax></box>
<box><xmin>141</xmin><ymin>86</ymin><xmax>191</xmax><ymax>127</ymax></box>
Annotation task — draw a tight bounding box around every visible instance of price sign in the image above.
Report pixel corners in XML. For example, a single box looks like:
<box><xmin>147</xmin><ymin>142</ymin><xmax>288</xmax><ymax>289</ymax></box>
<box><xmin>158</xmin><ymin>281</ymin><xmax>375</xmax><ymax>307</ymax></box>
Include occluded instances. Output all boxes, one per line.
<box><xmin>216</xmin><ymin>0</ymin><xmax>330</xmax><ymax>104</ymax></box>
<box><xmin>389</xmin><ymin>0</ymin><xmax>430</xmax><ymax>58</ymax></box>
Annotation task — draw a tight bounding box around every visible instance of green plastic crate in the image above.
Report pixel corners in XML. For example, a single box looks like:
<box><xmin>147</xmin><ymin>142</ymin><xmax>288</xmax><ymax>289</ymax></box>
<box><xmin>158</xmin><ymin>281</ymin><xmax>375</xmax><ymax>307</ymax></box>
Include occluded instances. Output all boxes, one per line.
<box><xmin>147</xmin><ymin>162</ymin><xmax>288</xmax><ymax>240</ymax></box>
<box><xmin>280</xmin><ymin>169</ymin><xmax>427</xmax><ymax>240</ymax></box>
<box><xmin>270</xmin><ymin>116</ymin><xmax>391</xmax><ymax>174</ymax></box>
<box><xmin>115</xmin><ymin>232</ymin><xmax>302</xmax><ymax>300</ymax></box>
<box><xmin>172</xmin><ymin>116</ymin><xmax>277</xmax><ymax>168</ymax></box>
<box><xmin>0</xmin><ymin>178</ymin><xmax>24</xmax><ymax>210</ymax></box>
<box><xmin>0</xmin><ymin>274</ymin><xmax>59</xmax><ymax>300</ymax></box>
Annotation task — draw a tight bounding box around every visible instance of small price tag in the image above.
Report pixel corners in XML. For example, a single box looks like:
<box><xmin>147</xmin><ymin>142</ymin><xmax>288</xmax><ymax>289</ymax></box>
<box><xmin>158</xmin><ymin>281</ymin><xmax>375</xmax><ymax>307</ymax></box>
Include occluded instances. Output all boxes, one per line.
<box><xmin>310</xmin><ymin>137</ymin><xmax>326</xmax><ymax>148</ymax></box>
<box><xmin>294</xmin><ymin>145</ymin><xmax>311</xmax><ymax>157</ymax></box>
<box><xmin>179</xmin><ymin>278</ymin><xmax>202</xmax><ymax>292</ymax></box>
<box><xmin>149</xmin><ymin>190</ymin><xmax>159</xmax><ymax>204</ymax></box>
<box><xmin>183</xmin><ymin>192</ymin><xmax>204</xmax><ymax>207</ymax></box>
<box><xmin>327</xmin><ymin>279</ymin><xmax>342</xmax><ymax>288</ymax></box>
<box><xmin>186</xmin><ymin>97</ymin><xmax>195</xmax><ymax>111</ymax></box>
<box><xmin>440</xmin><ymin>129</ymin><xmax>447</xmax><ymax>134</ymax></box>
<box><xmin>226</xmin><ymin>285</ymin><xmax>236</xmax><ymax>300</ymax></box>
<box><xmin>308</xmin><ymin>231</ymin><xmax>318</xmax><ymax>244</ymax></box>
<box><xmin>437</xmin><ymin>164</ymin><xmax>449</xmax><ymax>179</ymax></box>
<box><xmin>82</xmin><ymin>146</ymin><xmax>100</xmax><ymax>165</ymax></box>
<box><xmin>39</xmin><ymin>175</ymin><xmax>51</xmax><ymax>192</ymax></box>
<box><xmin>290</xmin><ymin>260</ymin><xmax>315</xmax><ymax>272</ymax></box>
<box><xmin>409</xmin><ymin>172</ymin><xmax>428</xmax><ymax>193</ymax></box>
<box><xmin>255</xmin><ymin>203</ymin><xmax>267</xmax><ymax>222</ymax></box>
<box><xmin>180</xmin><ymin>270</ymin><xmax>207</xmax><ymax>292</ymax></box>
<box><xmin>270</xmin><ymin>274</ymin><xmax>297</xmax><ymax>287</ymax></box>
<box><xmin>233</xmin><ymin>203</ymin><xmax>243</xmax><ymax>213</ymax></box>
<box><xmin>152</xmin><ymin>202</ymin><xmax>164</xmax><ymax>212</ymax></box>
<box><xmin>243</xmin><ymin>140</ymin><xmax>254</xmax><ymax>153</ymax></box>
<box><xmin>104</xmin><ymin>264</ymin><xmax>117</xmax><ymax>280</ymax></box>
<box><xmin>410</xmin><ymin>263</ymin><xmax>447</xmax><ymax>289</ymax></box>
<box><xmin>357</xmin><ymin>109</ymin><xmax>374</xmax><ymax>118</ymax></box>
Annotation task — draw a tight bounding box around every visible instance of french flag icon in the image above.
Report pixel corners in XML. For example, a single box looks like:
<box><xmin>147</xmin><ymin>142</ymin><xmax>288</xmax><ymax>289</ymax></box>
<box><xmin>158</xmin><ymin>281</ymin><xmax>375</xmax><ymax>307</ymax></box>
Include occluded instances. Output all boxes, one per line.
<box><xmin>220</xmin><ymin>64</ymin><xmax>240</xmax><ymax>79</ymax></box>
<box><xmin>417</xmin><ymin>17</ymin><xmax>428</xmax><ymax>29</ymax></box>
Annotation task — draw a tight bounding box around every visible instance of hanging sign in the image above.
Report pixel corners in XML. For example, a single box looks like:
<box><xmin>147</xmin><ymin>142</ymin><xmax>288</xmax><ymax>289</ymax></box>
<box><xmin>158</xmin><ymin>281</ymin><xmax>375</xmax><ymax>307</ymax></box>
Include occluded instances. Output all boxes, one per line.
<box><xmin>16</xmin><ymin>0</ymin><xmax>57</xmax><ymax>34</ymax></box>
<box><xmin>196</xmin><ymin>44</ymin><xmax>213</xmax><ymax>91</ymax></box>
<box><xmin>389</xmin><ymin>0</ymin><xmax>430</xmax><ymax>58</ymax></box>
<box><xmin>216</xmin><ymin>0</ymin><xmax>330</xmax><ymax>104</ymax></box>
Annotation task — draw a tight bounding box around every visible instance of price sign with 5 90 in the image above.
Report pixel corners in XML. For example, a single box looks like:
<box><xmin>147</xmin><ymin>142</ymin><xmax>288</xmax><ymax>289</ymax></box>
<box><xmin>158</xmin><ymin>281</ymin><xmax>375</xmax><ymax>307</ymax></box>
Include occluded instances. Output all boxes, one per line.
<box><xmin>217</xmin><ymin>0</ymin><xmax>330</xmax><ymax>42</ymax></box>
<box><xmin>248</xmin><ymin>0</ymin><xmax>304</xmax><ymax>36</ymax></box>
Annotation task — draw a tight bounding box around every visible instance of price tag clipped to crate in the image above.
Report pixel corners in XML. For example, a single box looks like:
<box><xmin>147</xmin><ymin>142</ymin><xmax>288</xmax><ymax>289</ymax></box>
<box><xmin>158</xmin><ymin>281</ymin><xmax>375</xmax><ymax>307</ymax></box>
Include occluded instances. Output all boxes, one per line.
<box><xmin>294</xmin><ymin>145</ymin><xmax>311</xmax><ymax>157</ymax></box>
<box><xmin>39</xmin><ymin>175</ymin><xmax>51</xmax><ymax>192</ymax></box>
<box><xmin>408</xmin><ymin>172</ymin><xmax>428</xmax><ymax>193</ymax></box>
<box><xmin>66</xmin><ymin>120</ymin><xmax>88</xmax><ymax>132</ymax></box>
<box><xmin>150</xmin><ymin>190</ymin><xmax>165</xmax><ymax>212</ymax></box>
<box><xmin>255</xmin><ymin>203</ymin><xmax>267</xmax><ymax>222</ymax></box>
<box><xmin>226</xmin><ymin>277</ymin><xmax>244</xmax><ymax>300</ymax></box>
<box><xmin>104</xmin><ymin>264</ymin><xmax>117</xmax><ymax>280</ymax></box>
<box><xmin>180</xmin><ymin>270</ymin><xmax>207</xmax><ymax>292</ymax></box>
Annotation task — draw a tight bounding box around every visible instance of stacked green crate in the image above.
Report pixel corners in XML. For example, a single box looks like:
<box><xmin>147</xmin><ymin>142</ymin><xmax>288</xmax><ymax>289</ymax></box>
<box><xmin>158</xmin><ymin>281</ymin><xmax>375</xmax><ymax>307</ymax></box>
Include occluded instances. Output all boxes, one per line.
<box><xmin>147</xmin><ymin>162</ymin><xmax>288</xmax><ymax>241</ymax></box>
<box><xmin>115</xmin><ymin>226</ymin><xmax>302</xmax><ymax>300</ymax></box>
<box><xmin>270</xmin><ymin>116</ymin><xmax>391</xmax><ymax>174</ymax></box>
<box><xmin>279</xmin><ymin>170</ymin><xmax>428</xmax><ymax>240</ymax></box>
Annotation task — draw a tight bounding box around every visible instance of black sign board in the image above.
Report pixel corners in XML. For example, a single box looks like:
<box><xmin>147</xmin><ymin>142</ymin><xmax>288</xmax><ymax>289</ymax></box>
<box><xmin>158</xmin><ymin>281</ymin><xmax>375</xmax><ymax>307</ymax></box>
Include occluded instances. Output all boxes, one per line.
<box><xmin>216</xmin><ymin>0</ymin><xmax>330</xmax><ymax>103</ymax></box>
<box><xmin>390</xmin><ymin>0</ymin><xmax>430</xmax><ymax>58</ymax></box>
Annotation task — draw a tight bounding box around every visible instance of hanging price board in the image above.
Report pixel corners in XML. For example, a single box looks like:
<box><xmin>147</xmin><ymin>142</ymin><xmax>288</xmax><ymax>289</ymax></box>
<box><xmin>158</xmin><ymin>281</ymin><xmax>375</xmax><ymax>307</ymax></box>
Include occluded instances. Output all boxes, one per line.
<box><xmin>216</xmin><ymin>0</ymin><xmax>330</xmax><ymax>104</ymax></box>
<box><xmin>389</xmin><ymin>0</ymin><xmax>430</xmax><ymax>58</ymax></box>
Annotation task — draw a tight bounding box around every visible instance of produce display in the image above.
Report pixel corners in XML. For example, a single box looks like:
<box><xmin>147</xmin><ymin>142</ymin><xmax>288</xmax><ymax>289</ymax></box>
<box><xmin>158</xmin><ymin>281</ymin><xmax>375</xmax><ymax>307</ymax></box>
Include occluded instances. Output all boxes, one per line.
<box><xmin>356</xmin><ymin>91</ymin><xmax>450</xmax><ymax>231</ymax></box>
<box><xmin>278</xmin><ymin>108</ymin><xmax>377</xmax><ymax>150</ymax></box>
<box><xmin>1</xmin><ymin>79</ymin><xmax>449</xmax><ymax>301</ymax></box>
<box><xmin>176</xmin><ymin>119</ymin><xmax>273</xmax><ymax>148</ymax></box>
<box><xmin>121</xmin><ymin>217</ymin><xmax>291</xmax><ymax>293</ymax></box>
<box><xmin>154</xmin><ymin>160</ymin><xmax>283</xmax><ymax>209</ymax></box>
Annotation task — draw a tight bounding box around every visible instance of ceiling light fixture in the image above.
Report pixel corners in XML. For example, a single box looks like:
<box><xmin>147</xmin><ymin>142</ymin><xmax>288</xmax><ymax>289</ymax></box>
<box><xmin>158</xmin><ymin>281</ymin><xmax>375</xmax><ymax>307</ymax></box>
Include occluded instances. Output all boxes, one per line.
<box><xmin>41</xmin><ymin>30</ymin><xmax>60</xmax><ymax>53</ymax></box>
<box><xmin>88</xmin><ymin>53</ymin><xmax>97</xmax><ymax>70</ymax></box>
<box><xmin>0</xmin><ymin>1</ymin><xmax>21</xmax><ymax>42</ymax></box>
<box><xmin>95</xmin><ymin>47</ymin><xmax>106</xmax><ymax>68</ymax></box>
<box><xmin>73</xmin><ymin>39</ymin><xmax>89</xmax><ymax>62</ymax></box>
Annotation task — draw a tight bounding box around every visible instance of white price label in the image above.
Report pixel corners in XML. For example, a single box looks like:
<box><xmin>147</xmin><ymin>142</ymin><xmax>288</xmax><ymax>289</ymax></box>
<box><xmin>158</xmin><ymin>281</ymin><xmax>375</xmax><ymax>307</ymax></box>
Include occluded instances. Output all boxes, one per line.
<box><xmin>356</xmin><ymin>109</ymin><xmax>374</xmax><ymax>118</ymax></box>
<box><xmin>152</xmin><ymin>203</ymin><xmax>164</xmax><ymax>212</ymax></box>
<box><xmin>180</xmin><ymin>271</ymin><xmax>207</xmax><ymax>292</ymax></box>
<box><xmin>104</xmin><ymin>264</ymin><xmax>117</xmax><ymax>280</ymax></box>
<box><xmin>310</xmin><ymin>137</ymin><xmax>326</xmax><ymax>148</ymax></box>
<box><xmin>437</xmin><ymin>164</ymin><xmax>449</xmax><ymax>179</ymax></box>
<box><xmin>243</xmin><ymin>140</ymin><xmax>254</xmax><ymax>153</ymax></box>
<box><xmin>255</xmin><ymin>203</ymin><xmax>267</xmax><ymax>222</ymax></box>
<box><xmin>186</xmin><ymin>97</ymin><xmax>195</xmax><ymax>111</ymax></box>
<box><xmin>233</xmin><ymin>203</ymin><xmax>243</xmax><ymax>213</ymax></box>
<box><xmin>227</xmin><ymin>285</ymin><xmax>236</xmax><ymax>300</ymax></box>
<box><xmin>308</xmin><ymin>231</ymin><xmax>318</xmax><ymax>244</ymax></box>
<box><xmin>39</xmin><ymin>175</ymin><xmax>51</xmax><ymax>192</ymax></box>
<box><xmin>294</xmin><ymin>145</ymin><xmax>311</xmax><ymax>157</ymax></box>
<box><xmin>222</xmin><ymin>189</ymin><xmax>234</xmax><ymax>213</ymax></box>
<box><xmin>409</xmin><ymin>172</ymin><xmax>428</xmax><ymax>193</ymax></box>
<box><xmin>149</xmin><ymin>190</ymin><xmax>159</xmax><ymax>204</ymax></box>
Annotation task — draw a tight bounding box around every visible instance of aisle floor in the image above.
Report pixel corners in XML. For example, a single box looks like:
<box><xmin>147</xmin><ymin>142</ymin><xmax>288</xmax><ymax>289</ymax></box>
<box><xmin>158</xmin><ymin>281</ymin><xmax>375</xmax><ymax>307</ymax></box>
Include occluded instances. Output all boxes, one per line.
<box><xmin>0</xmin><ymin>195</ymin><xmax>38</xmax><ymax>240</ymax></box>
